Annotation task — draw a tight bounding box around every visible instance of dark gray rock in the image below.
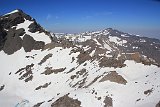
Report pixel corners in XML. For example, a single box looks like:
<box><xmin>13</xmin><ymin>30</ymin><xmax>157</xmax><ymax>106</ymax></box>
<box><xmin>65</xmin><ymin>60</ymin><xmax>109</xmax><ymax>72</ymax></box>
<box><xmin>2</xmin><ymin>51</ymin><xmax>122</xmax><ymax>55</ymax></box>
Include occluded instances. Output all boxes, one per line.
<box><xmin>156</xmin><ymin>101</ymin><xmax>160</xmax><ymax>107</ymax></box>
<box><xmin>0</xmin><ymin>9</ymin><xmax>32</xmax><ymax>29</ymax></box>
<box><xmin>15</xmin><ymin>28</ymin><xmax>25</xmax><ymax>37</ymax></box>
<box><xmin>34</xmin><ymin>41</ymin><xmax>45</xmax><ymax>50</ymax></box>
<box><xmin>0</xmin><ymin>26</ymin><xmax>7</xmax><ymax>50</ymax></box>
<box><xmin>3</xmin><ymin>29</ymin><xmax>22</xmax><ymax>55</ymax></box>
<box><xmin>22</xmin><ymin>34</ymin><xmax>35</xmax><ymax>52</ymax></box>
<box><xmin>28</xmin><ymin>22</ymin><xmax>44</xmax><ymax>33</ymax></box>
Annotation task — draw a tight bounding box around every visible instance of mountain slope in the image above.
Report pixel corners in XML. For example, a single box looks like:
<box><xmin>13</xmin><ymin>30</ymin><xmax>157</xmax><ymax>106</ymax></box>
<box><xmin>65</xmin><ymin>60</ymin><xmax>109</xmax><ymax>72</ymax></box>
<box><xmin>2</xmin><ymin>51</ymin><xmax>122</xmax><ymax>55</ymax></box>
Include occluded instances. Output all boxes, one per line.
<box><xmin>0</xmin><ymin>10</ymin><xmax>160</xmax><ymax>107</ymax></box>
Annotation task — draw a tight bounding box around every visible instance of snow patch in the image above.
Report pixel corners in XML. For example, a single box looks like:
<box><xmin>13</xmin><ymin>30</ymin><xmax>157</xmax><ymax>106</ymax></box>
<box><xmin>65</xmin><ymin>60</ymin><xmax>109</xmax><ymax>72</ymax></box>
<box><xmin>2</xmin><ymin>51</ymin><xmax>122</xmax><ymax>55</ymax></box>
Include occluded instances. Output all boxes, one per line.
<box><xmin>3</xmin><ymin>10</ymin><xmax>19</xmax><ymax>16</ymax></box>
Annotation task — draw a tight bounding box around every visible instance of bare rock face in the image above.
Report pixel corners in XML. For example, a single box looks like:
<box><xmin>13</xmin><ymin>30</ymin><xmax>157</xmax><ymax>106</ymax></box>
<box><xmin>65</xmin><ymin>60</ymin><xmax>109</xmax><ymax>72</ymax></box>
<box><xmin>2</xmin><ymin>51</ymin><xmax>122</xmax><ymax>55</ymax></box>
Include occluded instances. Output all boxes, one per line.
<box><xmin>15</xmin><ymin>63</ymin><xmax>34</xmax><ymax>82</ymax></box>
<box><xmin>35</xmin><ymin>82</ymin><xmax>51</xmax><ymax>90</ymax></box>
<box><xmin>156</xmin><ymin>101</ymin><xmax>160</xmax><ymax>107</ymax></box>
<box><xmin>28</xmin><ymin>22</ymin><xmax>44</xmax><ymax>33</ymax></box>
<box><xmin>0</xmin><ymin>9</ymin><xmax>32</xmax><ymax>29</ymax></box>
<box><xmin>41</xmin><ymin>67</ymin><xmax>66</xmax><ymax>75</ymax></box>
<box><xmin>0</xmin><ymin>26</ymin><xmax>7</xmax><ymax>50</ymax></box>
<box><xmin>34</xmin><ymin>41</ymin><xmax>45</xmax><ymax>50</ymax></box>
<box><xmin>104</xmin><ymin>96</ymin><xmax>113</xmax><ymax>107</ymax></box>
<box><xmin>51</xmin><ymin>94</ymin><xmax>81</xmax><ymax>107</ymax></box>
<box><xmin>3</xmin><ymin>28</ymin><xmax>23</xmax><ymax>55</ymax></box>
<box><xmin>22</xmin><ymin>34</ymin><xmax>45</xmax><ymax>52</ymax></box>
<box><xmin>22</xmin><ymin>34</ymin><xmax>35</xmax><ymax>52</ymax></box>
<box><xmin>0</xmin><ymin>9</ymin><xmax>47</xmax><ymax>54</ymax></box>
<box><xmin>99</xmin><ymin>71</ymin><xmax>127</xmax><ymax>85</ymax></box>
<box><xmin>14</xmin><ymin>28</ymin><xmax>25</xmax><ymax>37</ymax></box>
<box><xmin>38</xmin><ymin>53</ymin><xmax>53</xmax><ymax>65</ymax></box>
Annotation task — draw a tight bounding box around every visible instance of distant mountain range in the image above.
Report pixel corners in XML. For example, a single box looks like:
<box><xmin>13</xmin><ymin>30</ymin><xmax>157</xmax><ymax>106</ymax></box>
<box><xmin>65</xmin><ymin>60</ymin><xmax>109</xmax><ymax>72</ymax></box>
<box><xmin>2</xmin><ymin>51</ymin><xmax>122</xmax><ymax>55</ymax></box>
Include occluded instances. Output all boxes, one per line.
<box><xmin>0</xmin><ymin>9</ymin><xmax>160</xmax><ymax>107</ymax></box>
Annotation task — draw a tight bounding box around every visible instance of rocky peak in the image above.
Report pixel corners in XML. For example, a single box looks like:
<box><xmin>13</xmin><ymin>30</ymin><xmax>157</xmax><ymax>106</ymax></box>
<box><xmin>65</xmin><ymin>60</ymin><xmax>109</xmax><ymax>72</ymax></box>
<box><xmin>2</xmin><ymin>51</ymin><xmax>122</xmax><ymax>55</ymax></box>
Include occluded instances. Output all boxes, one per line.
<box><xmin>0</xmin><ymin>9</ymin><xmax>33</xmax><ymax>29</ymax></box>
<box><xmin>0</xmin><ymin>9</ymin><xmax>52</xmax><ymax>54</ymax></box>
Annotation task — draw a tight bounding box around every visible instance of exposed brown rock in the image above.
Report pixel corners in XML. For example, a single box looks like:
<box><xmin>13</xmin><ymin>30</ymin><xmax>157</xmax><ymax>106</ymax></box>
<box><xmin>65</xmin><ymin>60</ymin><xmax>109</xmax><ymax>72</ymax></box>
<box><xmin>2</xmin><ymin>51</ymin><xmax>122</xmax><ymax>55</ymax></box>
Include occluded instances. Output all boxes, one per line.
<box><xmin>94</xmin><ymin>47</ymin><xmax>107</xmax><ymax>56</ymax></box>
<box><xmin>41</xmin><ymin>67</ymin><xmax>66</xmax><ymax>75</ymax></box>
<box><xmin>104</xmin><ymin>96</ymin><xmax>113</xmax><ymax>107</ymax></box>
<box><xmin>35</xmin><ymin>82</ymin><xmax>51</xmax><ymax>90</ymax></box>
<box><xmin>51</xmin><ymin>94</ymin><xmax>81</xmax><ymax>107</ymax></box>
<box><xmin>131</xmin><ymin>52</ymin><xmax>141</xmax><ymax>63</ymax></box>
<box><xmin>69</xmin><ymin>47</ymin><xmax>82</xmax><ymax>55</ymax></box>
<box><xmin>59</xmin><ymin>37</ymin><xmax>74</xmax><ymax>48</ymax></box>
<box><xmin>38</xmin><ymin>53</ymin><xmax>53</xmax><ymax>65</ymax></box>
<box><xmin>77</xmin><ymin>51</ymin><xmax>92</xmax><ymax>64</ymax></box>
<box><xmin>99</xmin><ymin>57</ymin><xmax>125</xmax><ymax>68</ymax></box>
<box><xmin>99</xmin><ymin>71</ymin><xmax>127</xmax><ymax>85</ymax></box>
<box><xmin>43</xmin><ymin>42</ymin><xmax>62</xmax><ymax>50</ymax></box>
<box><xmin>122</xmin><ymin>52</ymin><xmax>157</xmax><ymax>66</ymax></box>
<box><xmin>15</xmin><ymin>63</ymin><xmax>34</xmax><ymax>82</ymax></box>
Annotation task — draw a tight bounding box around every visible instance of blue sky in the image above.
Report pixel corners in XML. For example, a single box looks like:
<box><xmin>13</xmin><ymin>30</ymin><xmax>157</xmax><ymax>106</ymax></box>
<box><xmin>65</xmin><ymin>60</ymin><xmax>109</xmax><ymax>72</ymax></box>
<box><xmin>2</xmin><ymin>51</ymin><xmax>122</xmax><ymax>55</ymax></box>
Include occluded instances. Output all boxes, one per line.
<box><xmin>0</xmin><ymin>0</ymin><xmax>160</xmax><ymax>39</ymax></box>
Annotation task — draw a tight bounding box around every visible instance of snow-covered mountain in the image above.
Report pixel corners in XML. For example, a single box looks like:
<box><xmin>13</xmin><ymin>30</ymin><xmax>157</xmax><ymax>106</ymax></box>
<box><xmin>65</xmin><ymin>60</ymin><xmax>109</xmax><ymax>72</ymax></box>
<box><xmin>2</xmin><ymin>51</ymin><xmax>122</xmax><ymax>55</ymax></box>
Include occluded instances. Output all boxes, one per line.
<box><xmin>0</xmin><ymin>9</ymin><xmax>160</xmax><ymax>107</ymax></box>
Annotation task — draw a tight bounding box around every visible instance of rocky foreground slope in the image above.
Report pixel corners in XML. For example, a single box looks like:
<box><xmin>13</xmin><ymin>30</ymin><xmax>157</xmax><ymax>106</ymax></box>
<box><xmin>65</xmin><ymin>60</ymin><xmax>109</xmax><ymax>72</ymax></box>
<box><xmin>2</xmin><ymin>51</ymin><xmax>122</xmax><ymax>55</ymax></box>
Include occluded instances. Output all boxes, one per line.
<box><xmin>0</xmin><ymin>10</ymin><xmax>160</xmax><ymax>107</ymax></box>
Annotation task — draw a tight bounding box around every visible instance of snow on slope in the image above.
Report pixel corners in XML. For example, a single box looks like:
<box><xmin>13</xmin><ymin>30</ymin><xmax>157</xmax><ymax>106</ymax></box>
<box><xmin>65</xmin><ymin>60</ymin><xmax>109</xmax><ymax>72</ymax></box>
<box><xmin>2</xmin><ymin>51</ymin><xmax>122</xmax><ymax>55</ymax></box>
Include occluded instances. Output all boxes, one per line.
<box><xmin>109</xmin><ymin>36</ymin><xmax>127</xmax><ymax>46</ymax></box>
<box><xmin>0</xmin><ymin>45</ymin><xmax>160</xmax><ymax>107</ymax></box>
<box><xmin>16</xmin><ymin>19</ymin><xmax>51</xmax><ymax>44</ymax></box>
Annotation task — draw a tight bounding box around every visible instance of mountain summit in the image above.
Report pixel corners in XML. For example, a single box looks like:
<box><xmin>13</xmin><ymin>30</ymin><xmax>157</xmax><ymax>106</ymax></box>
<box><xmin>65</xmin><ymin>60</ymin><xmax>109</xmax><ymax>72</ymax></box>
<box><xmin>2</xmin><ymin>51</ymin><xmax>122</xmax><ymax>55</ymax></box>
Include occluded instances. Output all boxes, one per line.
<box><xmin>0</xmin><ymin>9</ymin><xmax>52</xmax><ymax>54</ymax></box>
<box><xmin>0</xmin><ymin>10</ymin><xmax>160</xmax><ymax>107</ymax></box>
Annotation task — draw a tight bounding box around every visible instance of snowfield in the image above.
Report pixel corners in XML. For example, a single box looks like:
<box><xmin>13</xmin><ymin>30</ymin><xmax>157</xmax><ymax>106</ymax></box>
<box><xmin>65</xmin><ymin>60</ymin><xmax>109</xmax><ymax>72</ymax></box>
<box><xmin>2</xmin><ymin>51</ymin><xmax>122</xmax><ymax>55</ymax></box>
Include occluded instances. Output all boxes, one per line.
<box><xmin>0</xmin><ymin>46</ymin><xmax>160</xmax><ymax>107</ymax></box>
